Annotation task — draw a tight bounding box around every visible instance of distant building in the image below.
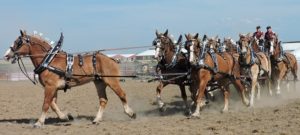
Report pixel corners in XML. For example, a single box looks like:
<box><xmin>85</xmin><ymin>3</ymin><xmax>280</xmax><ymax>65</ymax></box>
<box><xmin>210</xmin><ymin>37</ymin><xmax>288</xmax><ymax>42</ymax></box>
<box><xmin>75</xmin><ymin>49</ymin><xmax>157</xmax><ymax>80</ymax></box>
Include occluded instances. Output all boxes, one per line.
<box><xmin>106</xmin><ymin>54</ymin><xmax>136</xmax><ymax>62</ymax></box>
<box><xmin>282</xmin><ymin>41</ymin><xmax>300</xmax><ymax>61</ymax></box>
<box><xmin>135</xmin><ymin>49</ymin><xmax>155</xmax><ymax>62</ymax></box>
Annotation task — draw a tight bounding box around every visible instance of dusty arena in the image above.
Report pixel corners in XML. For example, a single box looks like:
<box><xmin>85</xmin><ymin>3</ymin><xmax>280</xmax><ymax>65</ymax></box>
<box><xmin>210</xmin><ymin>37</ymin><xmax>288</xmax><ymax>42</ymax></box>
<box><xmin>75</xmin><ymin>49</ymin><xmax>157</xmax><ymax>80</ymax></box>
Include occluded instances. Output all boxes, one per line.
<box><xmin>0</xmin><ymin>78</ymin><xmax>300</xmax><ymax>135</ymax></box>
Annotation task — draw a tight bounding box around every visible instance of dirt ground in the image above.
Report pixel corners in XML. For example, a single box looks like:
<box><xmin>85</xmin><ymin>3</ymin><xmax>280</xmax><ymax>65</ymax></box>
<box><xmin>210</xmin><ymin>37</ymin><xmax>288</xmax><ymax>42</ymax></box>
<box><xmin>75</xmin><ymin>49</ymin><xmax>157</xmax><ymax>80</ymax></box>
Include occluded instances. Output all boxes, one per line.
<box><xmin>1</xmin><ymin>79</ymin><xmax>300</xmax><ymax>135</ymax></box>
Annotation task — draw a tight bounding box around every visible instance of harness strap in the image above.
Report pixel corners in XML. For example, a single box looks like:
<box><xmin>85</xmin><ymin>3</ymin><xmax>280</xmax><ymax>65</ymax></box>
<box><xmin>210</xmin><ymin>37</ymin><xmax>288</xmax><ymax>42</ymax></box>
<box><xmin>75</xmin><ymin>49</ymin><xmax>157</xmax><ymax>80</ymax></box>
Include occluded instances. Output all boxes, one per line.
<box><xmin>46</xmin><ymin>66</ymin><xmax>66</xmax><ymax>76</ymax></box>
<box><xmin>66</xmin><ymin>53</ymin><xmax>74</xmax><ymax>78</ymax></box>
<box><xmin>78</xmin><ymin>54</ymin><xmax>84</xmax><ymax>66</ymax></box>
<box><xmin>34</xmin><ymin>33</ymin><xmax>64</xmax><ymax>74</ymax></box>
<box><xmin>209</xmin><ymin>49</ymin><xmax>218</xmax><ymax>73</ymax></box>
<box><xmin>92</xmin><ymin>53</ymin><xmax>100</xmax><ymax>80</ymax></box>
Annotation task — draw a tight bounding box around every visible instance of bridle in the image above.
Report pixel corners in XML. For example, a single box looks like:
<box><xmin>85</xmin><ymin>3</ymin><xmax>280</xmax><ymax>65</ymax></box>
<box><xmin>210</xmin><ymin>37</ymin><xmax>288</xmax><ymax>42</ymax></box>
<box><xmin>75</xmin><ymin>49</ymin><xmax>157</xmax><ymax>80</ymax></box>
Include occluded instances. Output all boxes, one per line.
<box><xmin>185</xmin><ymin>39</ymin><xmax>203</xmax><ymax>65</ymax></box>
<box><xmin>153</xmin><ymin>35</ymin><xmax>173</xmax><ymax>61</ymax></box>
<box><xmin>238</xmin><ymin>38</ymin><xmax>255</xmax><ymax>66</ymax></box>
<box><xmin>8</xmin><ymin>34</ymin><xmax>53</xmax><ymax>84</ymax></box>
<box><xmin>10</xmin><ymin>35</ymin><xmax>31</xmax><ymax>63</ymax></box>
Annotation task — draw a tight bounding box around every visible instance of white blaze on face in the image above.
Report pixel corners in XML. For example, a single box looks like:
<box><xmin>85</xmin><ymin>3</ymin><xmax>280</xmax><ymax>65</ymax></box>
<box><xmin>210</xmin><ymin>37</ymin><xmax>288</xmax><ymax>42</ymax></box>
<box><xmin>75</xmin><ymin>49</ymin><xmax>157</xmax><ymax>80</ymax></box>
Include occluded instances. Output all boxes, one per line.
<box><xmin>270</xmin><ymin>41</ymin><xmax>274</xmax><ymax>54</ymax></box>
<box><xmin>154</xmin><ymin>46</ymin><xmax>161</xmax><ymax>59</ymax></box>
<box><xmin>241</xmin><ymin>45</ymin><xmax>247</xmax><ymax>54</ymax></box>
<box><xmin>189</xmin><ymin>45</ymin><xmax>195</xmax><ymax>63</ymax></box>
<box><xmin>3</xmin><ymin>44</ymin><xmax>14</xmax><ymax>61</ymax></box>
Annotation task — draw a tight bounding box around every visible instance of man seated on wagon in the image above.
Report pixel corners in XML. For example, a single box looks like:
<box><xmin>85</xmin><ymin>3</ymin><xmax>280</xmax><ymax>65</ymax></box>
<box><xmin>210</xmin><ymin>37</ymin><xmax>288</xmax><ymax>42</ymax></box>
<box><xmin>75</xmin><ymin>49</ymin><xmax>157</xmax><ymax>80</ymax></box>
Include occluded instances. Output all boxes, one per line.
<box><xmin>253</xmin><ymin>26</ymin><xmax>264</xmax><ymax>51</ymax></box>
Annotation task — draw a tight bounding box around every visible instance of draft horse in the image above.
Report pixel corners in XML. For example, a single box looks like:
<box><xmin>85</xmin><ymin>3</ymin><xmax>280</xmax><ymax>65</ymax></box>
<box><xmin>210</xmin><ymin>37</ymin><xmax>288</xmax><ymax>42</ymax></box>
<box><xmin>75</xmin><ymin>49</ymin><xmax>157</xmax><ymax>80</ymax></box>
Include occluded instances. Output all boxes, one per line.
<box><xmin>184</xmin><ymin>33</ymin><xmax>249</xmax><ymax>117</ymax></box>
<box><xmin>265</xmin><ymin>35</ymin><xmax>298</xmax><ymax>94</ymax></box>
<box><xmin>238</xmin><ymin>34</ymin><xmax>272</xmax><ymax>107</ymax></box>
<box><xmin>153</xmin><ymin>30</ymin><xmax>192</xmax><ymax>114</ymax></box>
<box><xmin>3</xmin><ymin>30</ymin><xmax>136</xmax><ymax>127</ymax></box>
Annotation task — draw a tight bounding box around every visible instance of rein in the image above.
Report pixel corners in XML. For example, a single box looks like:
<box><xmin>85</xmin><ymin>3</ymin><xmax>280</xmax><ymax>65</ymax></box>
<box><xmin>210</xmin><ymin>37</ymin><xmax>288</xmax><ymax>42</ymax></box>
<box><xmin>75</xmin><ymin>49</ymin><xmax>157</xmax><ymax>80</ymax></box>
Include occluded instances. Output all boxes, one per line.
<box><xmin>17</xmin><ymin>57</ymin><xmax>37</xmax><ymax>84</ymax></box>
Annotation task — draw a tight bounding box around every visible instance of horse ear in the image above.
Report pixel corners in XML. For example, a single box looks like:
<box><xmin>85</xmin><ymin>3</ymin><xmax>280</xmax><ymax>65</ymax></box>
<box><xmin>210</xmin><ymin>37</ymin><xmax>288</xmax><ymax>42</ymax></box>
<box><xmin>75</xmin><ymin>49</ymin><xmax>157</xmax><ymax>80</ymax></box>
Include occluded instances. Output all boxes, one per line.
<box><xmin>246</xmin><ymin>33</ymin><xmax>251</xmax><ymax>37</ymax></box>
<box><xmin>185</xmin><ymin>34</ymin><xmax>189</xmax><ymax>39</ymax></box>
<box><xmin>177</xmin><ymin>35</ymin><xmax>182</xmax><ymax>43</ymax></box>
<box><xmin>164</xmin><ymin>29</ymin><xmax>168</xmax><ymax>37</ymax></box>
<box><xmin>239</xmin><ymin>33</ymin><xmax>242</xmax><ymax>38</ymax></box>
<box><xmin>202</xmin><ymin>34</ymin><xmax>207</xmax><ymax>41</ymax></box>
<box><xmin>194</xmin><ymin>33</ymin><xmax>199</xmax><ymax>39</ymax></box>
<box><xmin>20</xmin><ymin>29</ymin><xmax>24</xmax><ymax>37</ymax></box>
<box><xmin>155</xmin><ymin>30</ymin><xmax>159</xmax><ymax>37</ymax></box>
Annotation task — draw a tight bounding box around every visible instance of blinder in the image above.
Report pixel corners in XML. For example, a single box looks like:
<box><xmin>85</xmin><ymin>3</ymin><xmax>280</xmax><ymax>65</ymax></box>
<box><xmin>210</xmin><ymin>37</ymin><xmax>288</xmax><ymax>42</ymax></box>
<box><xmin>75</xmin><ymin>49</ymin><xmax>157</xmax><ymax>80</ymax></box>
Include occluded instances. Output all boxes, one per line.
<box><xmin>12</xmin><ymin>35</ymin><xmax>31</xmax><ymax>53</ymax></box>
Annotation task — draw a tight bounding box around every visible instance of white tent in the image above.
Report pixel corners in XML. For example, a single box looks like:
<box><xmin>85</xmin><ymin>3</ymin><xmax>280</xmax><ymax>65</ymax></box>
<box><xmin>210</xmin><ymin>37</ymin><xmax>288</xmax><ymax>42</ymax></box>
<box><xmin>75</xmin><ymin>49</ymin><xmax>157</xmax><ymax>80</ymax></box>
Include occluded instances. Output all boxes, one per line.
<box><xmin>136</xmin><ymin>49</ymin><xmax>155</xmax><ymax>56</ymax></box>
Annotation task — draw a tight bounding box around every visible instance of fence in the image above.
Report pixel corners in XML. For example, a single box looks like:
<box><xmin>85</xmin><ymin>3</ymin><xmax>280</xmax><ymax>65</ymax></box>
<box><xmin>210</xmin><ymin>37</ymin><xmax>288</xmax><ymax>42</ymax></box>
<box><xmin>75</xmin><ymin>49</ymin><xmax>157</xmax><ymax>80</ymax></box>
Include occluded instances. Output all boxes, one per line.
<box><xmin>0</xmin><ymin>60</ymin><xmax>157</xmax><ymax>81</ymax></box>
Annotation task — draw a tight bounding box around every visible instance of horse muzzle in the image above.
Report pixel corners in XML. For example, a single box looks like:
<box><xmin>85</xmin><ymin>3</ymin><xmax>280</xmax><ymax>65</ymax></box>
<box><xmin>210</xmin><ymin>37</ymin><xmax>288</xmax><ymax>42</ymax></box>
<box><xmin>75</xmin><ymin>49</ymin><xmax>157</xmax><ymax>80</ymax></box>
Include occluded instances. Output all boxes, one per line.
<box><xmin>3</xmin><ymin>48</ymin><xmax>18</xmax><ymax>63</ymax></box>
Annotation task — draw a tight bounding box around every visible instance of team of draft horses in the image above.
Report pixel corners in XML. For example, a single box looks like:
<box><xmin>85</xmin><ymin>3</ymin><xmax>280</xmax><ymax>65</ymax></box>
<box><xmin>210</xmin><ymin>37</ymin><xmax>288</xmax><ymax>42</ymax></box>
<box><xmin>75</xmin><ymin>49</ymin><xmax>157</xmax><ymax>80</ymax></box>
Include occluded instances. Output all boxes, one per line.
<box><xmin>3</xmin><ymin>29</ymin><xmax>298</xmax><ymax>127</ymax></box>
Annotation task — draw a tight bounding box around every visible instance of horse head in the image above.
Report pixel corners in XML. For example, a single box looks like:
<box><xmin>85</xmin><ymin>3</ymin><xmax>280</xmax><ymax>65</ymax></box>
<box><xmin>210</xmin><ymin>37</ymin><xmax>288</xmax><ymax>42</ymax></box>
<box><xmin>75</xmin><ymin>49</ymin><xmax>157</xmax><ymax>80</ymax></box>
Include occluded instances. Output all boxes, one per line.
<box><xmin>3</xmin><ymin>30</ymin><xmax>53</xmax><ymax>63</ymax></box>
<box><xmin>152</xmin><ymin>29</ymin><xmax>179</xmax><ymax>61</ymax></box>
<box><xmin>206</xmin><ymin>36</ymin><xmax>219</xmax><ymax>52</ymax></box>
<box><xmin>223</xmin><ymin>37</ymin><xmax>238</xmax><ymax>53</ymax></box>
<box><xmin>184</xmin><ymin>33</ymin><xmax>201</xmax><ymax>65</ymax></box>
<box><xmin>238</xmin><ymin>33</ymin><xmax>253</xmax><ymax>64</ymax></box>
<box><xmin>265</xmin><ymin>34</ymin><xmax>279</xmax><ymax>56</ymax></box>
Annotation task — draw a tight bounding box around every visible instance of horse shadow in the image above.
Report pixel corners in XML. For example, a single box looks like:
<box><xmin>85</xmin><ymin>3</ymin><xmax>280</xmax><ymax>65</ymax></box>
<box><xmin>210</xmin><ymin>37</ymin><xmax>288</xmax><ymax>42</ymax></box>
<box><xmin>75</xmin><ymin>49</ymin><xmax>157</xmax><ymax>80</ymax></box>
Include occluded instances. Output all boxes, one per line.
<box><xmin>143</xmin><ymin>98</ymin><xmax>191</xmax><ymax>117</ymax></box>
<box><xmin>0</xmin><ymin>115</ymin><xmax>95</xmax><ymax>126</ymax></box>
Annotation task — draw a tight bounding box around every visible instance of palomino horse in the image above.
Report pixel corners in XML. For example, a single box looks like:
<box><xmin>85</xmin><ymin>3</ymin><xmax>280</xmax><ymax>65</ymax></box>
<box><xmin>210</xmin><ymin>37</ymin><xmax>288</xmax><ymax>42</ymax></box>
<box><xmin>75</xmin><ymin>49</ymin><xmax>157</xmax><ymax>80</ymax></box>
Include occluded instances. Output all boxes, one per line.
<box><xmin>3</xmin><ymin>30</ymin><xmax>136</xmax><ymax>127</ymax></box>
<box><xmin>265</xmin><ymin>36</ymin><xmax>298</xmax><ymax>94</ymax></box>
<box><xmin>238</xmin><ymin>34</ymin><xmax>272</xmax><ymax>107</ymax></box>
<box><xmin>184</xmin><ymin>33</ymin><xmax>249</xmax><ymax>117</ymax></box>
<box><xmin>153</xmin><ymin>30</ymin><xmax>191</xmax><ymax>114</ymax></box>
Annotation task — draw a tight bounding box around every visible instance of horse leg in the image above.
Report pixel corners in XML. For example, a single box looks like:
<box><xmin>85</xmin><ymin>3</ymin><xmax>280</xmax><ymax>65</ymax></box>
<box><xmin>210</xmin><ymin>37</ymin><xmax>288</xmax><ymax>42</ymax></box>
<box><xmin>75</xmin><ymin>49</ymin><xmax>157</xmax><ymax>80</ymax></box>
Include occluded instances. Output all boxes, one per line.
<box><xmin>221</xmin><ymin>84</ymin><xmax>230</xmax><ymax>113</ymax></box>
<box><xmin>105</xmin><ymin>78</ymin><xmax>136</xmax><ymax>119</ymax></box>
<box><xmin>232</xmin><ymin>79</ymin><xmax>250</xmax><ymax>106</ymax></box>
<box><xmin>34</xmin><ymin>86</ymin><xmax>56</xmax><ymax>128</ymax></box>
<box><xmin>256</xmin><ymin>83</ymin><xmax>261</xmax><ymax>100</ymax></box>
<box><xmin>50</xmin><ymin>92</ymin><xmax>71</xmax><ymax>121</ymax></box>
<box><xmin>156</xmin><ymin>82</ymin><xmax>168</xmax><ymax>112</ymax></box>
<box><xmin>250</xmin><ymin>68</ymin><xmax>259</xmax><ymax>107</ymax></box>
<box><xmin>191</xmin><ymin>70</ymin><xmax>210</xmax><ymax>118</ymax></box>
<box><xmin>92</xmin><ymin>80</ymin><xmax>108</xmax><ymax>124</ymax></box>
<box><xmin>267</xmin><ymin>75</ymin><xmax>273</xmax><ymax>96</ymax></box>
<box><xmin>286</xmin><ymin>78</ymin><xmax>290</xmax><ymax>92</ymax></box>
<box><xmin>291</xmin><ymin>64</ymin><xmax>298</xmax><ymax>90</ymax></box>
<box><xmin>276</xmin><ymin>79</ymin><xmax>281</xmax><ymax>95</ymax></box>
<box><xmin>179</xmin><ymin>84</ymin><xmax>191</xmax><ymax>115</ymax></box>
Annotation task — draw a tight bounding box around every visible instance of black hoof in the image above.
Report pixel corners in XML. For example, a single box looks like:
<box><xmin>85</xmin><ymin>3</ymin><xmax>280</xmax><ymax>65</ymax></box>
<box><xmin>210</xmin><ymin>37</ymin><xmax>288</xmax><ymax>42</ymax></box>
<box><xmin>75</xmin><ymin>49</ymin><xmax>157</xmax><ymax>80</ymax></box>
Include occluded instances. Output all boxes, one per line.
<box><xmin>130</xmin><ymin>113</ymin><xmax>137</xmax><ymax>119</ymax></box>
<box><xmin>184</xmin><ymin>110</ymin><xmax>192</xmax><ymax>116</ymax></box>
<box><xmin>159</xmin><ymin>105</ymin><xmax>166</xmax><ymax>112</ymax></box>
<box><xmin>92</xmin><ymin>121</ymin><xmax>100</xmax><ymax>125</ymax></box>
<box><xmin>67</xmin><ymin>113</ymin><xmax>74</xmax><ymax>121</ymax></box>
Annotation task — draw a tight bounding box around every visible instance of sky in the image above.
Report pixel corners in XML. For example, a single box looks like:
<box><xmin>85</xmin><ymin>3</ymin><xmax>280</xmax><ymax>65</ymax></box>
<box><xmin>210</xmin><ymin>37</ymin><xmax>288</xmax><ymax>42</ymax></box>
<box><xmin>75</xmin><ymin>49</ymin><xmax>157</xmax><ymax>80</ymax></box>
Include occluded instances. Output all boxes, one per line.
<box><xmin>1</xmin><ymin>0</ymin><xmax>300</xmax><ymax>55</ymax></box>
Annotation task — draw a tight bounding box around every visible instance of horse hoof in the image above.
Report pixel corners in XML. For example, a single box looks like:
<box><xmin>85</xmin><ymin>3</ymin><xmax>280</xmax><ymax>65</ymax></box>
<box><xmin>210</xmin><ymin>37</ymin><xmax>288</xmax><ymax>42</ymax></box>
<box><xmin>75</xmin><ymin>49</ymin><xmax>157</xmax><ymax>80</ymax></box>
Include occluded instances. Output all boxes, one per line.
<box><xmin>92</xmin><ymin>121</ymin><xmax>100</xmax><ymax>125</ymax></box>
<box><xmin>130</xmin><ymin>113</ymin><xmax>137</xmax><ymax>119</ymax></box>
<box><xmin>33</xmin><ymin>123</ymin><xmax>43</xmax><ymax>128</ymax></box>
<box><xmin>221</xmin><ymin>109</ymin><xmax>228</xmax><ymax>114</ymax></box>
<box><xmin>184</xmin><ymin>110</ymin><xmax>192</xmax><ymax>116</ymax></box>
<box><xmin>67</xmin><ymin>113</ymin><xmax>74</xmax><ymax>121</ymax></box>
<box><xmin>159</xmin><ymin>105</ymin><xmax>166</xmax><ymax>112</ymax></box>
<box><xmin>188</xmin><ymin>115</ymin><xmax>200</xmax><ymax>119</ymax></box>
